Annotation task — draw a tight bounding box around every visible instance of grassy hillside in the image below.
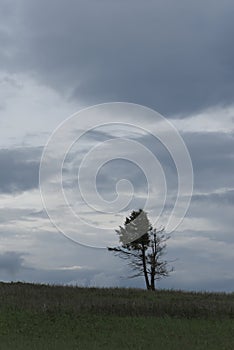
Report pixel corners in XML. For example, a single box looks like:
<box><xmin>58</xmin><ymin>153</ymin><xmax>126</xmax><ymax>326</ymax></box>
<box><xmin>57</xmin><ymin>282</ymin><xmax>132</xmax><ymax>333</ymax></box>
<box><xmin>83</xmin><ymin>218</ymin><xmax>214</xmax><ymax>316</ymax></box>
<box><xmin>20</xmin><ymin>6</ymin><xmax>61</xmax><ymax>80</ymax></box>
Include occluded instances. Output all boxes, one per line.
<box><xmin>0</xmin><ymin>282</ymin><xmax>234</xmax><ymax>349</ymax></box>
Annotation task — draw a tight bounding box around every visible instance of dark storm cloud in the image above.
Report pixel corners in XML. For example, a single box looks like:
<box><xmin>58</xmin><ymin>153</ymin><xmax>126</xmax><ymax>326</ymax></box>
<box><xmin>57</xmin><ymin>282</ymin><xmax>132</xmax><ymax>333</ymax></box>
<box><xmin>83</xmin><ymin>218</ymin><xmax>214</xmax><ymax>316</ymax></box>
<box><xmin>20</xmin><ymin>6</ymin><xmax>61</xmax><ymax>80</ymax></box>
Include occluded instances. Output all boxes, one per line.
<box><xmin>1</xmin><ymin>0</ymin><xmax>234</xmax><ymax>115</ymax></box>
<box><xmin>0</xmin><ymin>147</ymin><xmax>41</xmax><ymax>194</ymax></box>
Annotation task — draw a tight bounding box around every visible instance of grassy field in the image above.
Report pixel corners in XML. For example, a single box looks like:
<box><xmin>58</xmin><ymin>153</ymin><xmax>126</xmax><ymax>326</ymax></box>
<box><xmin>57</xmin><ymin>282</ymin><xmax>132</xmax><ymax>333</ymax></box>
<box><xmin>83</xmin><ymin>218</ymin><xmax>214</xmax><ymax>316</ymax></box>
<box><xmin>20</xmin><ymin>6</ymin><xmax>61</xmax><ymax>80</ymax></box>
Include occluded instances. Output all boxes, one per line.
<box><xmin>0</xmin><ymin>282</ymin><xmax>233</xmax><ymax>349</ymax></box>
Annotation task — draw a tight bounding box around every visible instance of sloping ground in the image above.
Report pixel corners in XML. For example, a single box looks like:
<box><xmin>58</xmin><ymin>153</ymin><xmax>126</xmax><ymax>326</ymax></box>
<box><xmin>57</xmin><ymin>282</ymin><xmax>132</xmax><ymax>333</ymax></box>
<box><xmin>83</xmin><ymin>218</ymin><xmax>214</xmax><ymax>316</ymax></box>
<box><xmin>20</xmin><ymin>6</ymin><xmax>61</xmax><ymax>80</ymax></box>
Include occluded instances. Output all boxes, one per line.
<box><xmin>0</xmin><ymin>282</ymin><xmax>234</xmax><ymax>349</ymax></box>
<box><xmin>1</xmin><ymin>282</ymin><xmax>234</xmax><ymax>318</ymax></box>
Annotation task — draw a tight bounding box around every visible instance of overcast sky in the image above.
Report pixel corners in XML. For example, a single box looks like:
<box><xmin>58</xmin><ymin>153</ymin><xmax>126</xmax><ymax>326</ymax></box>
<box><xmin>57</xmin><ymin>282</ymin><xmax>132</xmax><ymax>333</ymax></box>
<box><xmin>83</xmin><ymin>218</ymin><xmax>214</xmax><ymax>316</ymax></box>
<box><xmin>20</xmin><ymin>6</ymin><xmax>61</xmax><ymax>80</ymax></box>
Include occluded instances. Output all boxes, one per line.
<box><xmin>0</xmin><ymin>0</ymin><xmax>234</xmax><ymax>292</ymax></box>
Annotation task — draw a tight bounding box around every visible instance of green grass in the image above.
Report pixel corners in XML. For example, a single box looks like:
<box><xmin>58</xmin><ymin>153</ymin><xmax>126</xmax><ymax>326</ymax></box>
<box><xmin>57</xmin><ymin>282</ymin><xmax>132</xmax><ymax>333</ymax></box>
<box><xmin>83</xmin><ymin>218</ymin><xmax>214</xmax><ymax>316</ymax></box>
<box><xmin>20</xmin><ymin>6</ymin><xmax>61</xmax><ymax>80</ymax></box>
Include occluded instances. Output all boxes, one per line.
<box><xmin>0</xmin><ymin>311</ymin><xmax>234</xmax><ymax>350</ymax></box>
<box><xmin>0</xmin><ymin>282</ymin><xmax>234</xmax><ymax>349</ymax></box>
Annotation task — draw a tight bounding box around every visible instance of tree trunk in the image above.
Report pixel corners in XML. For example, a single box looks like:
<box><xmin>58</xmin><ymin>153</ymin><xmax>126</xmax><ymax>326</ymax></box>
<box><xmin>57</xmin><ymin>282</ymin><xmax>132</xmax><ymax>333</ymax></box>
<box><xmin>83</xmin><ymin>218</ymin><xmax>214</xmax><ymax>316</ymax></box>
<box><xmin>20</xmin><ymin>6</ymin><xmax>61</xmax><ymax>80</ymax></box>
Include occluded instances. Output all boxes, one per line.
<box><xmin>149</xmin><ymin>233</ymin><xmax>157</xmax><ymax>291</ymax></box>
<box><xmin>150</xmin><ymin>272</ymin><xmax>156</xmax><ymax>290</ymax></box>
<box><xmin>141</xmin><ymin>247</ymin><xmax>150</xmax><ymax>290</ymax></box>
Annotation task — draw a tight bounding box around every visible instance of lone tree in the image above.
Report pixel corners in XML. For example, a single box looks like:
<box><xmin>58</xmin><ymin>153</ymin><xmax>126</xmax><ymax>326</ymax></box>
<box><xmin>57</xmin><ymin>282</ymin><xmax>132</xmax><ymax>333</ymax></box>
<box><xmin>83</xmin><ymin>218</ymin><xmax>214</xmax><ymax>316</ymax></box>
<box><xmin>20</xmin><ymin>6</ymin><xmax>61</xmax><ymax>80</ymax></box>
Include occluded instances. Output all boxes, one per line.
<box><xmin>108</xmin><ymin>209</ymin><xmax>172</xmax><ymax>290</ymax></box>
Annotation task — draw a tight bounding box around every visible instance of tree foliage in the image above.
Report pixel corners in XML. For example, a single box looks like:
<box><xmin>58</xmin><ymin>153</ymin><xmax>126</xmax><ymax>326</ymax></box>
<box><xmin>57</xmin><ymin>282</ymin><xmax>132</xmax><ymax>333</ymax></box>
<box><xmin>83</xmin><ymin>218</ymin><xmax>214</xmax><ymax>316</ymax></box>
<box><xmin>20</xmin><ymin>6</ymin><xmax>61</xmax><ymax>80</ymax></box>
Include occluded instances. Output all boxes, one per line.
<box><xmin>108</xmin><ymin>209</ymin><xmax>173</xmax><ymax>290</ymax></box>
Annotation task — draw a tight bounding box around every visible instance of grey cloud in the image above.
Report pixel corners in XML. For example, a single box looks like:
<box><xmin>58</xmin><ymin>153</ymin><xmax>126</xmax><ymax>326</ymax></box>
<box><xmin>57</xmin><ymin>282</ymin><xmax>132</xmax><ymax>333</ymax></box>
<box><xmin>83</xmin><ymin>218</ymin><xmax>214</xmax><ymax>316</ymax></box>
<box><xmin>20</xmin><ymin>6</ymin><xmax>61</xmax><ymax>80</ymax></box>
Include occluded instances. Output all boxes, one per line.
<box><xmin>0</xmin><ymin>263</ymin><xmax>138</xmax><ymax>288</ymax></box>
<box><xmin>28</xmin><ymin>210</ymin><xmax>49</xmax><ymax>219</ymax></box>
<box><xmin>0</xmin><ymin>75</ymin><xmax>22</xmax><ymax>90</ymax></box>
<box><xmin>0</xmin><ymin>146</ymin><xmax>41</xmax><ymax>193</ymax></box>
<box><xmin>1</xmin><ymin>0</ymin><xmax>234</xmax><ymax>115</ymax></box>
<box><xmin>183</xmin><ymin>131</ymin><xmax>234</xmax><ymax>191</ymax></box>
<box><xmin>1</xmin><ymin>241</ymin><xmax>234</xmax><ymax>292</ymax></box>
<box><xmin>1</xmin><ymin>223</ymin><xmax>234</xmax><ymax>292</ymax></box>
<box><xmin>157</xmin><ymin>231</ymin><xmax>234</xmax><ymax>292</ymax></box>
<box><xmin>0</xmin><ymin>208</ymin><xmax>49</xmax><ymax>225</ymax></box>
<box><xmin>59</xmin><ymin>128</ymin><xmax>234</xmax><ymax>232</ymax></box>
<box><xmin>0</xmin><ymin>208</ymin><xmax>37</xmax><ymax>224</ymax></box>
<box><xmin>184</xmin><ymin>132</ymin><xmax>234</xmax><ymax>163</ymax></box>
<box><xmin>134</xmin><ymin>130</ymin><xmax>234</xmax><ymax>193</ymax></box>
<box><xmin>0</xmin><ymin>251</ymin><xmax>26</xmax><ymax>274</ymax></box>
<box><xmin>192</xmin><ymin>189</ymin><xmax>234</xmax><ymax>206</ymax></box>
<box><xmin>175</xmin><ymin>229</ymin><xmax>234</xmax><ymax>244</ymax></box>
